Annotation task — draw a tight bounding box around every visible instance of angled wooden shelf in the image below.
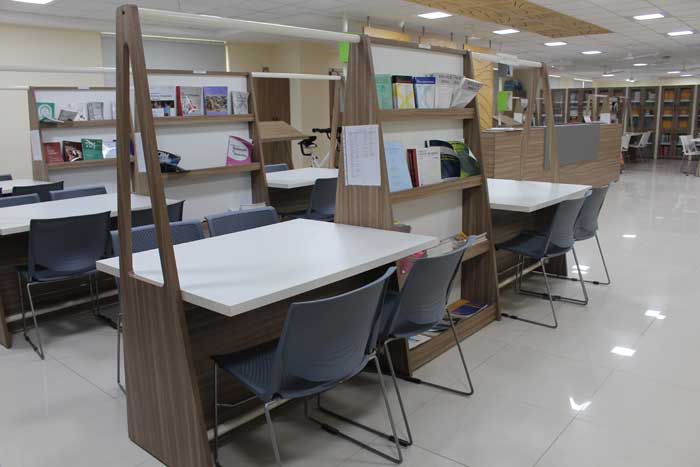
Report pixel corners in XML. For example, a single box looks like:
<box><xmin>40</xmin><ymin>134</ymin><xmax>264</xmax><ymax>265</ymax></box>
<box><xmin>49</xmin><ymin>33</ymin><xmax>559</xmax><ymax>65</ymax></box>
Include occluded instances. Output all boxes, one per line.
<box><xmin>161</xmin><ymin>162</ymin><xmax>261</xmax><ymax>182</ymax></box>
<box><xmin>40</xmin><ymin>119</ymin><xmax>117</xmax><ymax>129</ymax></box>
<box><xmin>153</xmin><ymin>114</ymin><xmax>254</xmax><ymax>127</ymax></box>
<box><xmin>258</xmin><ymin>121</ymin><xmax>311</xmax><ymax>142</ymax></box>
<box><xmin>462</xmin><ymin>236</ymin><xmax>490</xmax><ymax>262</ymax></box>
<box><xmin>379</xmin><ymin>107</ymin><xmax>475</xmax><ymax>122</ymax></box>
<box><xmin>47</xmin><ymin>158</ymin><xmax>126</xmax><ymax>171</ymax></box>
<box><xmin>389</xmin><ymin>176</ymin><xmax>482</xmax><ymax>203</ymax></box>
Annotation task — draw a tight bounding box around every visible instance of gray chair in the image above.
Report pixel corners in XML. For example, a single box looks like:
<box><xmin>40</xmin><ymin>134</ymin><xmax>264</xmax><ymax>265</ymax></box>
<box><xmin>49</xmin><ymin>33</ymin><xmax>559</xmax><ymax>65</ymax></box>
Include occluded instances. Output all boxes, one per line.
<box><xmin>205</xmin><ymin>206</ymin><xmax>278</xmax><ymax>237</ymax></box>
<box><xmin>49</xmin><ymin>185</ymin><xmax>107</xmax><ymax>201</ymax></box>
<box><xmin>264</xmin><ymin>163</ymin><xmax>289</xmax><ymax>173</ymax></box>
<box><xmin>0</xmin><ymin>193</ymin><xmax>40</xmax><ymax>208</ymax></box>
<box><xmin>17</xmin><ymin>211</ymin><xmax>112</xmax><ymax>359</ymax></box>
<box><xmin>131</xmin><ymin>200</ymin><xmax>185</xmax><ymax>227</ymax></box>
<box><xmin>496</xmin><ymin>196</ymin><xmax>588</xmax><ymax>329</ymax></box>
<box><xmin>0</xmin><ymin>174</ymin><xmax>12</xmax><ymax>181</ymax></box>
<box><xmin>212</xmin><ymin>267</ymin><xmax>402</xmax><ymax>466</ymax></box>
<box><xmin>13</xmin><ymin>181</ymin><xmax>64</xmax><ymax>202</ymax></box>
<box><xmin>111</xmin><ymin>220</ymin><xmax>205</xmax><ymax>392</ymax></box>
<box><xmin>318</xmin><ymin>238</ymin><xmax>477</xmax><ymax>448</ymax></box>
<box><xmin>289</xmin><ymin>177</ymin><xmax>337</xmax><ymax>221</ymax></box>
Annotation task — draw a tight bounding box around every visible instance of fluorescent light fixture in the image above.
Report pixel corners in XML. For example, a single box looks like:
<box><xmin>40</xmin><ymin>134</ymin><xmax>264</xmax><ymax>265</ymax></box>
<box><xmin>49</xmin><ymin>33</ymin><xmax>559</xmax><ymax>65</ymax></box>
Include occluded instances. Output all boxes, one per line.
<box><xmin>602</xmin><ymin>73</ymin><xmax>615</xmax><ymax>77</ymax></box>
<box><xmin>645</xmin><ymin>309</ymin><xmax>667</xmax><ymax>320</ymax></box>
<box><xmin>493</xmin><ymin>28</ymin><xmax>520</xmax><ymax>35</ymax></box>
<box><xmin>622</xmin><ymin>233</ymin><xmax>637</xmax><ymax>238</ymax></box>
<box><xmin>633</xmin><ymin>63</ymin><xmax>648</xmax><ymax>67</ymax></box>
<box><xmin>10</xmin><ymin>0</ymin><xmax>55</xmax><ymax>3</ymax></box>
<box><xmin>545</xmin><ymin>41</ymin><xmax>567</xmax><ymax>47</ymax></box>
<box><xmin>682</xmin><ymin>74</ymin><xmax>693</xmax><ymax>77</ymax></box>
<box><xmin>633</xmin><ymin>13</ymin><xmax>665</xmax><ymax>21</ymax></box>
<box><xmin>574</xmin><ymin>78</ymin><xmax>593</xmax><ymax>82</ymax></box>
<box><xmin>668</xmin><ymin>30</ymin><xmax>694</xmax><ymax>36</ymax></box>
<box><xmin>668</xmin><ymin>70</ymin><xmax>681</xmax><ymax>74</ymax></box>
<box><xmin>582</xmin><ymin>50</ymin><xmax>602</xmax><ymax>55</ymax></box>
<box><xmin>418</xmin><ymin>11</ymin><xmax>452</xmax><ymax>19</ymax></box>
<box><xmin>626</xmin><ymin>78</ymin><xmax>637</xmax><ymax>83</ymax></box>
<box><xmin>549</xmin><ymin>74</ymin><xmax>561</xmax><ymax>78</ymax></box>
<box><xmin>569</xmin><ymin>398</ymin><xmax>592</xmax><ymax>412</ymax></box>
<box><xmin>611</xmin><ymin>346</ymin><xmax>636</xmax><ymax>357</ymax></box>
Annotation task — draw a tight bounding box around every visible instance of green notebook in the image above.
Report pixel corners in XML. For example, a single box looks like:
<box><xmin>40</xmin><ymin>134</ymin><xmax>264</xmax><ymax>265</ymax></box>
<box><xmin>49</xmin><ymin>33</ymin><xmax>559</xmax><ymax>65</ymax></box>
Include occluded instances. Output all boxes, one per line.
<box><xmin>375</xmin><ymin>74</ymin><xmax>394</xmax><ymax>110</ymax></box>
<box><xmin>81</xmin><ymin>138</ymin><xmax>103</xmax><ymax>160</ymax></box>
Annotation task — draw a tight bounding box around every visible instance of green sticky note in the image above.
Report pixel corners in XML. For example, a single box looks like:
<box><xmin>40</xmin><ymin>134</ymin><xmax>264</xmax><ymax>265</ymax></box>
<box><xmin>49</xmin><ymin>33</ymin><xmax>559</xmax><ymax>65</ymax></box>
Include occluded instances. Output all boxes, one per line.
<box><xmin>497</xmin><ymin>91</ymin><xmax>513</xmax><ymax>112</ymax></box>
<box><xmin>339</xmin><ymin>41</ymin><xmax>350</xmax><ymax>63</ymax></box>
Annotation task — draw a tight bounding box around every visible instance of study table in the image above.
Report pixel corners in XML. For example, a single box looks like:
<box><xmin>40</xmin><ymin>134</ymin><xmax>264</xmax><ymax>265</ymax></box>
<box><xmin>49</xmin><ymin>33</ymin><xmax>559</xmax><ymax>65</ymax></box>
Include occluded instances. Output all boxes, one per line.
<box><xmin>0</xmin><ymin>193</ymin><xmax>179</xmax><ymax>348</ymax></box>
<box><xmin>96</xmin><ymin>219</ymin><xmax>437</xmax><ymax>463</ymax></box>
<box><xmin>0</xmin><ymin>178</ymin><xmax>50</xmax><ymax>194</ymax></box>
<box><xmin>266</xmin><ymin>167</ymin><xmax>339</xmax><ymax>214</ymax></box>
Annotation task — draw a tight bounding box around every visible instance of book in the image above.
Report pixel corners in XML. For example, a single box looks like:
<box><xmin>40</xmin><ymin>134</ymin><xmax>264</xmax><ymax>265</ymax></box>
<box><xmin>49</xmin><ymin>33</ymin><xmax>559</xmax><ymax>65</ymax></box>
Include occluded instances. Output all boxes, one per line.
<box><xmin>81</xmin><ymin>138</ymin><xmax>103</xmax><ymax>160</ymax></box>
<box><xmin>406</xmin><ymin>148</ymin><xmax>419</xmax><ymax>187</ymax></box>
<box><xmin>57</xmin><ymin>109</ymin><xmax>78</xmax><ymax>121</ymax></box>
<box><xmin>375</xmin><ymin>74</ymin><xmax>394</xmax><ymax>110</ymax></box>
<box><xmin>391</xmin><ymin>75</ymin><xmax>415</xmax><ymax>109</ymax></box>
<box><xmin>408</xmin><ymin>334</ymin><xmax>432</xmax><ymax>350</ymax></box>
<box><xmin>451</xmin><ymin>77</ymin><xmax>482</xmax><ymax>108</ymax></box>
<box><xmin>414</xmin><ymin>76</ymin><xmax>436</xmax><ymax>109</ymax></box>
<box><xmin>451</xmin><ymin>302</ymin><xmax>488</xmax><ymax>317</ymax></box>
<box><xmin>432</xmin><ymin>73</ymin><xmax>455</xmax><ymax>108</ymax></box>
<box><xmin>383</xmin><ymin>140</ymin><xmax>413</xmax><ymax>192</ymax></box>
<box><xmin>87</xmin><ymin>102</ymin><xmax>104</xmax><ymax>120</ymax></box>
<box><xmin>62</xmin><ymin>140</ymin><xmax>83</xmax><ymax>162</ymax></box>
<box><xmin>102</xmin><ymin>140</ymin><xmax>117</xmax><ymax>159</ymax></box>
<box><xmin>150</xmin><ymin>86</ymin><xmax>177</xmax><ymax>117</ymax></box>
<box><xmin>226</xmin><ymin>136</ymin><xmax>253</xmax><ymax>166</ymax></box>
<box><xmin>415</xmin><ymin>147</ymin><xmax>442</xmax><ymax>186</ymax></box>
<box><xmin>176</xmin><ymin>86</ymin><xmax>203</xmax><ymax>116</ymax></box>
<box><xmin>43</xmin><ymin>142</ymin><xmax>63</xmax><ymax>163</ymax></box>
<box><xmin>231</xmin><ymin>91</ymin><xmax>250</xmax><ymax>115</ymax></box>
<box><xmin>36</xmin><ymin>102</ymin><xmax>55</xmax><ymax>121</ymax></box>
<box><xmin>204</xmin><ymin>86</ymin><xmax>229</xmax><ymax>115</ymax></box>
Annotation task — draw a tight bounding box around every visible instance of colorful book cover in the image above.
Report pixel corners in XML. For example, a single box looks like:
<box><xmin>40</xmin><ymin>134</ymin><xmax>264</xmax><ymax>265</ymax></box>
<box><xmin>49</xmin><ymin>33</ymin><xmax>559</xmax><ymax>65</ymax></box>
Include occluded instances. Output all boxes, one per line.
<box><xmin>176</xmin><ymin>86</ymin><xmax>203</xmax><ymax>116</ymax></box>
<box><xmin>150</xmin><ymin>86</ymin><xmax>177</xmax><ymax>117</ymax></box>
<box><xmin>81</xmin><ymin>138</ymin><xmax>103</xmax><ymax>160</ymax></box>
<box><xmin>375</xmin><ymin>74</ymin><xmax>394</xmax><ymax>110</ymax></box>
<box><xmin>384</xmin><ymin>140</ymin><xmax>413</xmax><ymax>192</ymax></box>
<box><xmin>392</xmin><ymin>75</ymin><xmax>416</xmax><ymax>109</ymax></box>
<box><xmin>414</xmin><ymin>76</ymin><xmax>436</xmax><ymax>109</ymax></box>
<box><xmin>431</xmin><ymin>73</ymin><xmax>455</xmax><ymax>109</ymax></box>
<box><xmin>87</xmin><ymin>102</ymin><xmax>104</xmax><ymax>120</ymax></box>
<box><xmin>204</xmin><ymin>86</ymin><xmax>229</xmax><ymax>116</ymax></box>
<box><xmin>43</xmin><ymin>142</ymin><xmax>63</xmax><ymax>163</ymax></box>
<box><xmin>36</xmin><ymin>102</ymin><xmax>55</xmax><ymax>121</ymax></box>
<box><xmin>62</xmin><ymin>140</ymin><xmax>83</xmax><ymax>162</ymax></box>
<box><xmin>226</xmin><ymin>136</ymin><xmax>253</xmax><ymax>166</ymax></box>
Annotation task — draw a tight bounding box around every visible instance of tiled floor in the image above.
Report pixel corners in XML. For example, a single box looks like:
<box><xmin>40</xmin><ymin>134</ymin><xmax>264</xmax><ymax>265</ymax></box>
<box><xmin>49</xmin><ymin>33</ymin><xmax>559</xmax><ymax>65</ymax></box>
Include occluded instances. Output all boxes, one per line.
<box><xmin>1</xmin><ymin>160</ymin><xmax>699</xmax><ymax>467</ymax></box>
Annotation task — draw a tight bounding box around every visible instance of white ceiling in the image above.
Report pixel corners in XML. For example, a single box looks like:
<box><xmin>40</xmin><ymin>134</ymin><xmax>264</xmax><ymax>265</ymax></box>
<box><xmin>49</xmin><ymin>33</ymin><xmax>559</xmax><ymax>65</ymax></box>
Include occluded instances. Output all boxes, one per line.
<box><xmin>1</xmin><ymin>0</ymin><xmax>700</xmax><ymax>80</ymax></box>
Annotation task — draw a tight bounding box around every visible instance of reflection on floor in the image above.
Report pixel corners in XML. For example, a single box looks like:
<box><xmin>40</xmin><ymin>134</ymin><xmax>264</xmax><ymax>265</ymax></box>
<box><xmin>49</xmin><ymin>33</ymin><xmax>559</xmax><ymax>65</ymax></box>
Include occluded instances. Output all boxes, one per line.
<box><xmin>1</xmin><ymin>160</ymin><xmax>699</xmax><ymax>467</ymax></box>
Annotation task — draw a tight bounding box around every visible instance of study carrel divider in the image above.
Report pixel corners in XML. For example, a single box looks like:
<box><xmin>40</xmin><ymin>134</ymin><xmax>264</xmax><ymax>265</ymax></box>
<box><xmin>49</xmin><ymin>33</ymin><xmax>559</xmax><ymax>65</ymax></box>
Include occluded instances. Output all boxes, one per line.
<box><xmin>336</xmin><ymin>35</ymin><xmax>501</xmax><ymax>376</ymax></box>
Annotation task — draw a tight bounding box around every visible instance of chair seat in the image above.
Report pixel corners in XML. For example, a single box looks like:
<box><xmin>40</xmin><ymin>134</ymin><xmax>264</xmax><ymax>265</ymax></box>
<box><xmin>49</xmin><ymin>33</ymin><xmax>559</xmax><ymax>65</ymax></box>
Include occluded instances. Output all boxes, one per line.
<box><xmin>16</xmin><ymin>264</ymin><xmax>97</xmax><ymax>282</ymax></box>
<box><xmin>496</xmin><ymin>232</ymin><xmax>569</xmax><ymax>260</ymax></box>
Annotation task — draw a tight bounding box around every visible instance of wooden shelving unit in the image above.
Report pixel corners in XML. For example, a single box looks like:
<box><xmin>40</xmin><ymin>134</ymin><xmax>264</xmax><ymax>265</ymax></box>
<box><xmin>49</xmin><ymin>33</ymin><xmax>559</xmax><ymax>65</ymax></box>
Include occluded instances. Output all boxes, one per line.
<box><xmin>538</xmin><ymin>89</ymin><xmax>565</xmax><ymax>125</ymax></box>
<box><xmin>658</xmin><ymin>86</ymin><xmax>693</xmax><ymax>159</ymax></box>
<box><xmin>39</xmin><ymin>119</ymin><xmax>117</xmax><ymax>129</ymax></box>
<box><xmin>566</xmin><ymin>88</ymin><xmax>594</xmax><ymax>123</ymax></box>
<box><xmin>258</xmin><ymin>120</ymin><xmax>311</xmax><ymax>143</ymax></box>
<box><xmin>47</xmin><ymin>159</ymin><xmax>121</xmax><ymax>171</ymax></box>
<box><xmin>161</xmin><ymin>162</ymin><xmax>261</xmax><ymax>181</ymax></box>
<box><xmin>152</xmin><ymin>114</ymin><xmax>254</xmax><ymax>126</ymax></box>
<box><xmin>379</xmin><ymin>107</ymin><xmax>475</xmax><ymax>122</ymax></box>
<box><xmin>389</xmin><ymin>176</ymin><xmax>482</xmax><ymax>203</ymax></box>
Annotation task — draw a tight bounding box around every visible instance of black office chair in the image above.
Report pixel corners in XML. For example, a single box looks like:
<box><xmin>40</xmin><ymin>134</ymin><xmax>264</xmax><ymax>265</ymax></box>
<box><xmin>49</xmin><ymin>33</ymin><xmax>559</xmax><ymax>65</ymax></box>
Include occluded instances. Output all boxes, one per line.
<box><xmin>17</xmin><ymin>211</ymin><xmax>112</xmax><ymax>359</ymax></box>
<box><xmin>496</xmin><ymin>197</ymin><xmax>588</xmax><ymax>329</ymax></box>
<box><xmin>131</xmin><ymin>200</ymin><xmax>185</xmax><ymax>227</ymax></box>
<box><xmin>0</xmin><ymin>174</ymin><xmax>12</xmax><ymax>181</ymax></box>
<box><xmin>13</xmin><ymin>181</ymin><xmax>64</xmax><ymax>202</ymax></box>
<box><xmin>0</xmin><ymin>193</ymin><xmax>40</xmax><ymax>208</ymax></box>
<box><xmin>49</xmin><ymin>185</ymin><xmax>107</xmax><ymax>201</ymax></box>
<box><xmin>264</xmin><ymin>163</ymin><xmax>289</xmax><ymax>173</ymax></box>
<box><xmin>205</xmin><ymin>207</ymin><xmax>278</xmax><ymax>237</ymax></box>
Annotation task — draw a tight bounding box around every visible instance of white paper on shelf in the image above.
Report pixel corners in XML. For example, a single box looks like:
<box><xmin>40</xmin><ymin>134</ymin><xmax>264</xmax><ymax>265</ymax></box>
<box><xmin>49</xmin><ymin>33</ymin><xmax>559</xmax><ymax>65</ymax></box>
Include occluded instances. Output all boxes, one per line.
<box><xmin>30</xmin><ymin>130</ymin><xmax>43</xmax><ymax>161</ymax></box>
<box><xmin>134</xmin><ymin>132</ymin><xmax>146</xmax><ymax>173</ymax></box>
<box><xmin>416</xmin><ymin>147</ymin><xmax>442</xmax><ymax>186</ymax></box>
<box><xmin>342</xmin><ymin>124</ymin><xmax>381</xmax><ymax>187</ymax></box>
<box><xmin>599</xmin><ymin>113</ymin><xmax>612</xmax><ymax>124</ymax></box>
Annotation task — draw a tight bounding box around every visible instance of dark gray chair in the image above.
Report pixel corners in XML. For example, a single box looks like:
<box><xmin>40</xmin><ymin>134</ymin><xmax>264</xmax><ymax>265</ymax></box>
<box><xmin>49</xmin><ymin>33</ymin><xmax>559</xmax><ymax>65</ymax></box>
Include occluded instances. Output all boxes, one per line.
<box><xmin>212</xmin><ymin>267</ymin><xmax>402</xmax><ymax>466</ymax></box>
<box><xmin>205</xmin><ymin>206</ymin><xmax>278</xmax><ymax>237</ymax></box>
<box><xmin>264</xmin><ymin>163</ymin><xmax>289</xmax><ymax>173</ymax></box>
<box><xmin>572</xmin><ymin>186</ymin><xmax>611</xmax><ymax>285</ymax></box>
<box><xmin>13</xmin><ymin>181</ymin><xmax>64</xmax><ymax>202</ymax></box>
<box><xmin>131</xmin><ymin>200</ymin><xmax>185</xmax><ymax>227</ymax></box>
<box><xmin>111</xmin><ymin>220</ymin><xmax>205</xmax><ymax>391</ymax></box>
<box><xmin>289</xmin><ymin>177</ymin><xmax>337</xmax><ymax>222</ymax></box>
<box><xmin>318</xmin><ymin>238</ymin><xmax>477</xmax><ymax>448</ymax></box>
<box><xmin>17</xmin><ymin>211</ymin><xmax>112</xmax><ymax>359</ymax></box>
<box><xmin>0</xmin><ymin>174</ymin><xmax>12</xmax><ymax>181</ymax></box>
<box><xmin>0</xmin><ymin>193</ymin><xmax>40</xmax><ymax>208</ymax></box>
<box><xmin>49</xmin><ymin>185</ymin><xmax>107</xmax><ymax>201</ymax></box>
<box><xmin>496</xmin><ymin>196</ymin><xmax>588</xmax><ymax>329</ymax></box>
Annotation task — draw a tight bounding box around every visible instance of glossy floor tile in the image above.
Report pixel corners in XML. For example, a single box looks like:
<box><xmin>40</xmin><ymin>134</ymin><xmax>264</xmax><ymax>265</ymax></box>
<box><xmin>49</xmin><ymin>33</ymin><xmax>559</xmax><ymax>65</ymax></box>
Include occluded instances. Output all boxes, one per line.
<box><xmin>1</xmin><ymin>160</ymin><xmax>699</xmax><ymax>467</ymax></box>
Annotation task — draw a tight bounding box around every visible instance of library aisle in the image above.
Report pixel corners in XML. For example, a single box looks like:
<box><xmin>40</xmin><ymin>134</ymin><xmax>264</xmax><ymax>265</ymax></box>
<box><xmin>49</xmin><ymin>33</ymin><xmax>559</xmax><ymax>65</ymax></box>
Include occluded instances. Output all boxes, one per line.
<box><xmin>1</xmin><ymin>161</ymin><xmax>699</xmax><ymax>467</ymax></box>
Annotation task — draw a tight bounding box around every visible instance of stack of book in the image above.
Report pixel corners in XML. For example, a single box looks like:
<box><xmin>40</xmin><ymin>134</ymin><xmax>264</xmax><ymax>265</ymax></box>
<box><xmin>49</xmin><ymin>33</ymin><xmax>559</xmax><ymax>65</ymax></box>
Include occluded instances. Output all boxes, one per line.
<box><xmin>375</xmin><ymin>74</ymin><xmax>482</xmax><ymax>110</ymax></box>
<box><xmin>36</xmin><ymin>101</ymin><xmax>113</xmax><ymax>123</ymax></box>
<box><xmin>43</xmin><ymin>138</ymin><xmax>109</xmax><ymax>163</ymax></box>
<box><xmin>148</xmin><ymin>86</ymin><xmax>250</xmax><ymax>117</ymax></box>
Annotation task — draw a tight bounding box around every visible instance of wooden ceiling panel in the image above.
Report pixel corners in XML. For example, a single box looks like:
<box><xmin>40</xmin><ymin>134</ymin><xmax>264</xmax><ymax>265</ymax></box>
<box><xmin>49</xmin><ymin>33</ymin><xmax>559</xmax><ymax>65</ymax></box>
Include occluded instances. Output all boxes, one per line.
<box><xmin>406</xmin><ymin>0</ymin><xmax>610</xmax><ymax>38</ymax></box>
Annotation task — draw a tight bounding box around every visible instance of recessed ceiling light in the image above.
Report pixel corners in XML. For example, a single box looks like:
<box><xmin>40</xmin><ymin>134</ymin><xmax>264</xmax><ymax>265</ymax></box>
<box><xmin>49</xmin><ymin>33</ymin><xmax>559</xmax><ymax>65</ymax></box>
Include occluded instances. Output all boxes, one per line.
<box><xmin>545</xmin><ymin>41</ymin><xmax>567</xmax><ymax>47</ymax></box>
<box><xmin>633</xmin><ymin>13</ymin><xmax>665</xmax><ymax>21</ymax></box>
<box><xmin>493</xmin><ymin>29</ymin><xmax>520</xmax><ymax>35</ymax></box>
<box><xmin>418</xmin><ymin>11</ymin><xmax>452</xmax><ymax>19</ymax></box>
<box><xmin>10</xmin><ymin>0</ymin><xmax>55</xmax><ymax>3</ymax></box>
<box><xmin>602</xmin><ymin>73</ymin><xmax>615</xmax><ymax>77</ymax></box>
<box><xmin>582</xmin><ymin>50</ymin><xmax>603</xmax><ymax>55</ymax></box>
<box><xmin>668</xmin><ymin>70</ymin><xmax>681</xmax><ymax>74</ymax></box>
<box><xmin>626</xmin><ymin>78</ymin><xmax>637</xmax><ymax>83</ymax></box>
<box><xmin>611</xmin><ymin>346</ymin><xmax>636</xmax><ymax>357</ymax></box>
<box><xmin>645</xmin><ymin>309</ymin><xmax>667</xmax><ymax>320</ymax></box>
<box><xmin>633</xmin><ymin>63</ymin><xmax>648</xmax><ymax>67</ymax></box>
<box><xmin>668</xmin><ymin>30</ymin><xmax>694</xmax><ymax>36</ymax></box>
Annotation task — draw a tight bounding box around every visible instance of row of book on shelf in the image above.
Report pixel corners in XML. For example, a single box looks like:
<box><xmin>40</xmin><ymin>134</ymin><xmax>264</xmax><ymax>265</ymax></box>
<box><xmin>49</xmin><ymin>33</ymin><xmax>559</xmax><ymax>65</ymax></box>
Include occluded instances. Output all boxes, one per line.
<box><xmin>37</xmin><ymin>101</ymin><xmax>114</xmax><ymax>123</ymax></box>
<box><xmin>376</xmin><ymin>74</ymin><xmax>481</xmax><ymax>110</ymax></box>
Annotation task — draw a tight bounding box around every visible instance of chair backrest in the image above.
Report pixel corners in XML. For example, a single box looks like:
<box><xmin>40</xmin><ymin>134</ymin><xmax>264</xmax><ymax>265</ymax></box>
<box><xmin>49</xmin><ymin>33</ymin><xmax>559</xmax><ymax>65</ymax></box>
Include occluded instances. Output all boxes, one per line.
<box><xmin>640</xmin><ymin>131</ymin><xmax>652</xmax><ymax>146</ymax></box>
<box><xmin>13</xmin><ymin>181</ymin><xmax>64</xmax><ymax>202</ymax></box>
<box><xmin>0</xmin><ymin>193</ymin><xmax>40</xmax><ymax>208</ymax></box>
<box><xmin>264</xmin><ymin>163</ymin><xmax>289</xmax><ymax>173</ymax></box>
<box><xmin>205</xmin><ymin>206</ymin><xmax>278</xmax><ymax>237</ymax></box>
<box><xmin>621</xmin><ymin>134</ymin><xmax>631</xmax><ymax>151</ymax></box>
<box><xmin>309</xmin><ymin>177</ymin><xmax>337</xmax><ymax>216</ymax></box>
<box><xmin>111</xmin><ymin>220</ymin><xmax>205</xmax><ymax>256</ymax></box>
<box><xmin>27</xmin><ymin>211</ymin><xmax>111</xmax><ymax>279</ymax></box>
<box><xmin>679</xmin><ymin>135</ymin><xmax>695</xmax><ymax>155</ymax></box>
<box><xmin>574</xmin><ymin>186</ymin><xmax>608</xmax><ymax>241</ymax></box>
<box><xmin>381</xmin><ymin>239</ymin><xmax>475</xmax><ymax>340</ymax></box>
<box><xmin>49</xmin><ymin>185</ymin><xmax>107</xmax><ymax>201</ymax></box>
<box><xmin>270</xmin><ymin>267</ymin><xmax>395</xmax><ymax>394</ymax></box>
<box><xmin>131</xmin><ymin>200</ymin><xmax>185</xmax><ymax>228</ymax></box>
<box><xmin>0</xmin><ymin>174</ymin><xmax>12</xmax><ymax>181</ymax></box>
<box><xmin>544</xmin><ymin>196</ymin><xmax>587</xmax><ymax>250</ymax></box>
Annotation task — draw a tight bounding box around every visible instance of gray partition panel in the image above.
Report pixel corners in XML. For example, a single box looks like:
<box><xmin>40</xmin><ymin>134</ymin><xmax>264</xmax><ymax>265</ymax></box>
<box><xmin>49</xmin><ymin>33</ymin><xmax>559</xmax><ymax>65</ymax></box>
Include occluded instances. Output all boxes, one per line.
<box><xmin>544</xmin><ymin>124</ymin><xmax>601</xmax><ymax>169</ymax></box>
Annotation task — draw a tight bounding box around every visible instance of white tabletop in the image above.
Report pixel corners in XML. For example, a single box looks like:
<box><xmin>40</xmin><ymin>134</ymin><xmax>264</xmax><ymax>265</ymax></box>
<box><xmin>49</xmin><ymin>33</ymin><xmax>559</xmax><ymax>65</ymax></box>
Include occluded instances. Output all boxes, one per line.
<box><xmin>97</xmin><ymin>219</ymin><xmax>437</xmax><ymax>317</ymax></box>
<box><xmin>0</xmin><ymin>193</ymin><xmax>177</xmax><ymax>236</ymax></box>
<box><xmin>266</xmin><ymin>168</ymin><xmax>339</xmax><ymax>189</ymax></box>
<box><xmin>0</xmin><ymin>179</ymin><xmax>50</xmax><ymax>194</ymax></box>
<box><xmin>487</xmin><ymin>179</ymin><xmax>592</xmax><ymax>213</ymax></box>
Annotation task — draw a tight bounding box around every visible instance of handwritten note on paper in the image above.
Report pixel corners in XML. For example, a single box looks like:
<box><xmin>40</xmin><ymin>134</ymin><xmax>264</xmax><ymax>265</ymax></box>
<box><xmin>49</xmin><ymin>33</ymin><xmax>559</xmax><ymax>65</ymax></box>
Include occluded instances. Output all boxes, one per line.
<box><xmin>343</xmin><ymin>124</ymin><xmax>381</xmax><ymax>186</ymax></box>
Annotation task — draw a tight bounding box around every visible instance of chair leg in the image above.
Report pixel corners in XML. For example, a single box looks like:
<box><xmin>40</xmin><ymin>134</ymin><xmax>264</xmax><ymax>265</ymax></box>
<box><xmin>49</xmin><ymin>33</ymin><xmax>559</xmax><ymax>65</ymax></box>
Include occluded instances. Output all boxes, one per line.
<box><xmin>24</xmin><ymin>282</ymin><xmax>45</xmax><ymax>359</ymax></box>
<box><xmin>213</xmin><ymin>363</ymin><xmax>220</xmax><ymax>466</ymax></box>
<box><xmin>595</xmin><ymin>233</ymin><xmax>612</xmax><ymax>286</ymax></box>
<box><xmin>519</xmin><ymin>254</ymin><xmax>588</xmax><ymax>306</ymax></box>
<box><xmin>116</xmin><ymin>310</ymin><xmax>126</xmax><ymax>394</ymax></box>
<box><xmin>502</xmin><ymin>260</ymin><xmax>559</xmax><ymax>329</ymax></box>
<box><xmin>92</xmin><ymin>273</ymin><xmax>118</xmax><ymax>329</ymax></box>
<box><xmin>264</xmin><ymin>401</ymin><xmax>283</xmax><ymax>467</ymax></box>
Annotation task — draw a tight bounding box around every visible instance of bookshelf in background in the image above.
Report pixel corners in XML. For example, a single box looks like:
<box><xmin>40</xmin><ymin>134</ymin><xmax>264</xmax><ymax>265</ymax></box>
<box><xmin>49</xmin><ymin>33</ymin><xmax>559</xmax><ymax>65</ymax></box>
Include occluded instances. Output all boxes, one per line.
<box><xmin>566</xmin><ymin>88</ymin><xmax>595</xmax><ymax>123</ymax></box>
<box><xmin>596</xmin><ymin>87</ymin><xmax>627</xmax><ymax>124</ymax></box>
<box><xmin>658</xmin><ymin>86</ymin><xmax>692</xmax><ymax>159</ymax></box>
<box><xmin>537</xmin><ymin>89</ymin><xmax>565</xmax><ymax>125</ymax></box>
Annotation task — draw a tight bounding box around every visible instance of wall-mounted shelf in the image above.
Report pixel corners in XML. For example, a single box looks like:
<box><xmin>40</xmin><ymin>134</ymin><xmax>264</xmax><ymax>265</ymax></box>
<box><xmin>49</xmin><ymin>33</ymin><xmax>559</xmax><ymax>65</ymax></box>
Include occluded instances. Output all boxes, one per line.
<box><xmin>389</xmin><ymin>176</ymin><xmax>482</xmax><ymax>203</ymax></box>
<box><xmin>161</xmin><ymin>162</ymin><xmax>261</xmax><ymax>181</ymax></box>
<box><xmin>379</xmin><ymin>107</ymin><xmax>475</xmax><ymax>122</ymax></box>
<box><xmin>152</xmin><ymin>114</ymin><xmax>254</xmax><ymax>127</ymax></box>
<box><xmin>39</xmin><ymin>119</ymin><xmax>117</xmax><ymax>129</ymax></box>
<box><xmin>46</xmin><ymin>159</ymin><xmax>127</xmax><ymax>171</ymax></box>
<box><xmin>258</xmin><ymin>121</ymin><xmax>311</xmax><ymax>143</ymax></box>
<box><xmin>462</xmin><ymin>236</ymin><xmax>490</xmax><ymax>262</ymax></box>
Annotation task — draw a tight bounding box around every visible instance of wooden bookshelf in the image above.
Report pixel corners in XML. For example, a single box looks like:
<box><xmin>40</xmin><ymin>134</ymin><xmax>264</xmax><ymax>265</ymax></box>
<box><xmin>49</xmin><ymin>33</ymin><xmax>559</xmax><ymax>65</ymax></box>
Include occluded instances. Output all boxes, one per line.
<box><xmin>161</xmin><ymin>163</ymin><xmax>261</xmax><ymax>181</ymax></box>
<box><xmin>390</xmin><ymin>176</ymin><xmax>482</xmax><ymax>203</ymax></box>
<box><xmin>258</xmin><ymin>121</ymin><xmax>311</xmax><ymax>142</ymax></box>
<box><xmin>658</xmin><ymin>86</ymin><xmax>692</xmax><ymax>159</ymax></box>
<box><xmin>39</xmin><ymin>119</ymin><xmax>117</xmax><ymax>129</ymax></box>
<box><xmin>46</xmin><ymin>159</ymin><xmax>126</xmax><ymax>171</ymax></box>
<box><xmin>379</xmin><ymin>107</ymin><xmax>475</xmax><ymax>122</ymax></box>
<box><xmin>152</xmin><ymin>114</ymin><xmax>254</xmax><ymax>127</ymax></box>
<box><xmin>462</xmin><ymin>236</ymin><xmax>490</xmax><ymax>262</ymax></box>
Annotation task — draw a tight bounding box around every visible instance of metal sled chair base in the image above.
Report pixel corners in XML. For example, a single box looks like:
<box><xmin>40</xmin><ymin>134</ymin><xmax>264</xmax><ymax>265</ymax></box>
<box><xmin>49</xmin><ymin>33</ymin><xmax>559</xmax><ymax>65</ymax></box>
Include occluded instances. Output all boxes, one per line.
<box><xmin>502</xmin><ymin>258</ymin><xmax>559</xmax><ymax>329</ymax></box>
<box><xmin>516</xmin><ymin>248</ymin><xmax>589</xmax><ymax>306</ymax></box>
<box><xmin>535</xmin><ymin>234</ymin><xmax>611</xmax><ymax>286</ymax></box>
